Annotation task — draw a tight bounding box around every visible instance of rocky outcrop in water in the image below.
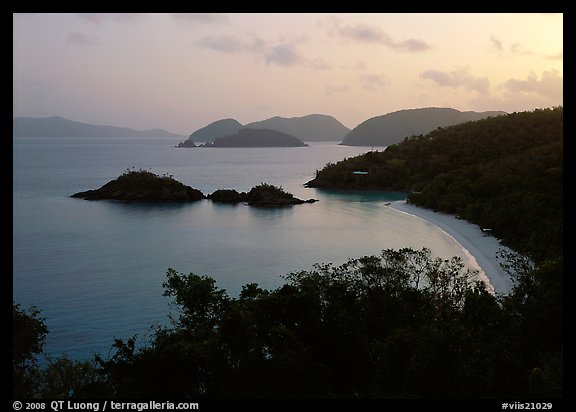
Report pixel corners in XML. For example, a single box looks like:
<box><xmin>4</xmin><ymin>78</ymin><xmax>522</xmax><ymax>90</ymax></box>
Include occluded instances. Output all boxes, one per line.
<box><xmin>71</xmin><ymin>170</ymin><xmax>205</xmax><ymax>202</ymax></box>
<box><xmin>209</xmin><ymin>184</ymin><xmax>318</xmax><ymax>207</ymax></box>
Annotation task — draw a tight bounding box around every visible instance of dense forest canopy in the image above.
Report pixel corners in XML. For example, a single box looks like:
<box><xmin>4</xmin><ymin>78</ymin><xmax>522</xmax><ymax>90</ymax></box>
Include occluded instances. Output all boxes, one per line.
<box><xmin>13</xmin><ymin>248</ymin><xmax>563</xmax><ymax>399</ymax></box>
<box><xmin>307</xmin><ymin>107</ymin><xmax>563</xmax><ymax>262</ymax></box>
<box><xmin>340</xmin><ymin>107</ymin><xmax>506</xmax><ymax>147</ymax></box>
<box><xmin>14</xmin><ymin>108</ymin><xmax>563</xmax><ymax>400</ymax></box>
<box><xmin>199</xmin><ymin>128</ymin><xmax>308</xmax><ymax>147</ymax></box>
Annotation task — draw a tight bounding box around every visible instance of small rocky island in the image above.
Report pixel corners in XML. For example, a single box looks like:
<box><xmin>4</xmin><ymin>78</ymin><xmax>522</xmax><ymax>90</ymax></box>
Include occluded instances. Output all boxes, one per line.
<box><xmin>71</xmin><ymin>169</ymin><xmax>205</xmax><ymax>202</ymax></box>
<box><xmin>209</xmin><ymin>183</ymin><xmax>318</xmax><ymax>207</ymax></box>
<box><xmin>71</xmin><ymin>170</ymin><xmax>317</xmax><ymax>207</ymax></box>
<box><xmin>198</xmin><ymin>128</ymin><xmax>308</xmax><ymax>148</ymax></box>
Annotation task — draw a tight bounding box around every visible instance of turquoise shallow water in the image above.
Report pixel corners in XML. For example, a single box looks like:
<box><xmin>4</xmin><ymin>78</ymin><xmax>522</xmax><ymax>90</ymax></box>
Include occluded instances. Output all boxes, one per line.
<box><xmin>13</xmin><ymin>137</ymin><xmax>470</xmax><ymax>360</ymax></box>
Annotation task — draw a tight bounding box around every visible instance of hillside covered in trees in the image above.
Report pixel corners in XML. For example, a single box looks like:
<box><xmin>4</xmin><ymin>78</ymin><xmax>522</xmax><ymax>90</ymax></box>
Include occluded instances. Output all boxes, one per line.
<box><xmin>177</xmin><ymin>114</ymin><xmax>350</xmax><ymax>147</ymax></box>
<box><xmin>13</xmin><ymin>108</ymin><xmax>563</xmax><ymax>400</ymax></box>
<box><xmin>14</xmin><ymin>247</ymin><xmax>562</xmax><ymax>398</ymax></box>
<box><xmin>340</xmin><ymin>107</ymin><xmax>505</xmax><ymax>147</ymax></box>
<box><xmin>198</xmin><ymin>128</ymin><xmax>308</xmax><ymax>147</ymax></box>
<box><xmin>307</xmin><ymin>107</ymin><xmax>563</xmax><ymax>262</ymax></box>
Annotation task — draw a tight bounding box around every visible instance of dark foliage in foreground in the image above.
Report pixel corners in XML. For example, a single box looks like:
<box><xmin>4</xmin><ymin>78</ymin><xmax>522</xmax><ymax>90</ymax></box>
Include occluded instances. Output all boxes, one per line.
<box><xmin>13</xmin><ymin>304</ymin><xmax>48</xmax><ymax>398</ymax></box>
<box><xmin>14</xmin><ymin>248</ymin><xmax>562</xmax><ymax>399</ymax></box>
<box><xmin>306</xmin><ymin>108</ymin><xmax>563</xmax><ymax>262</ymax></box>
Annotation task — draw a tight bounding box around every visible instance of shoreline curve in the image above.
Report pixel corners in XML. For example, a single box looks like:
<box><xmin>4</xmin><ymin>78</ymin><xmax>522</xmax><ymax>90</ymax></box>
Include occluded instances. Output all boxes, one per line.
<box><xmin>389</xmin><ymin>200</ymin><xmax>513</xmax><ymax>295</ymax></box>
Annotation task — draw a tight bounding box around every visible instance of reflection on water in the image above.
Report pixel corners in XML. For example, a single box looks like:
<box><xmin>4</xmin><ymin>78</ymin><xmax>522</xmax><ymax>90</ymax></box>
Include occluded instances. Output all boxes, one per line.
<box><xmin>314</xmin><ymin>188</ymin><xmax>406</xmax><ymax>203</ymax></box>
<box><xmin>246</xmin><ymin>204</ymin><xmax>296</xmax><ymax>221</ymax></box>
<box><xmin>14</xmin><ymin>139</ymin><xmax>474</xmax><ymax>360</ymax></box>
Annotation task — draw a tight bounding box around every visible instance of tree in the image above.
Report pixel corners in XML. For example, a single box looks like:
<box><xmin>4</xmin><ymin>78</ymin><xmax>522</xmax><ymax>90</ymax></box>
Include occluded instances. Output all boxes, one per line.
<box><xmin>13</xmin><ymin>303</ymin><xmax>48</xmax><ymax>398</ymax></box>
<box><xmin>15</xmin><ymin>246</ymin><xmax>562</xmax><ymax>398</ymax></box>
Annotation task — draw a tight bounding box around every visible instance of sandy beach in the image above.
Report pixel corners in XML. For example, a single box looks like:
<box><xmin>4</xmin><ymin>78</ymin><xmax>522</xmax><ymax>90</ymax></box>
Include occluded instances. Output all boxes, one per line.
<box><xmin>389</xmin><ymin>200</ymin><xmax>514</xmax><ymax>295</ymax></box>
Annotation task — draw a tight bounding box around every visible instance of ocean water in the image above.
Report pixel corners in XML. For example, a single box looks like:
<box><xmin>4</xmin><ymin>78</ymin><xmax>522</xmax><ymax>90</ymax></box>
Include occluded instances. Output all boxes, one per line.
<box><xmin>13</xmin><ymin>137</ymin><xmax>474</xmax><ymax>361</ymax></box>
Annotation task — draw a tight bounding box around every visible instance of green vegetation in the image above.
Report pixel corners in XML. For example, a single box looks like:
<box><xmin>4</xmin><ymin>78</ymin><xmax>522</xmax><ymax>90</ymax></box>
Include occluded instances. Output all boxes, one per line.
<box><xmin>340</xmin><ymin>107</ymin><xmax>505</xmax><ymax>147</ymax></box>
<box><xmin>105</xmin><ymin>169</ymin><xmax>192</xmax><ymax>194</ymax></box>
<box><xmin>245</xmin><ymin>183</ymin><xmax>299</xmax><ymax>204</ymax></box>
<box><xmin>15</xmin><ymin>108</ymin><xmax>562</xmax><ymax>399</ymax></box>
<box><xmin>307</xmin><ymin>107</ymin><xmax>563</xmax><ymax>262</ymax></box>
<box><xmin>209</xmin><ymin>183</ymin><xmax>318</xmax><ymax>206</ymax></box>
<box><xmin>13</xmin><ymin>304</ymin><xmax>48</xmax><ymax>398</ymax></box>
<box><xmin>244</xmin><ymin>114</ymin><xmax>350</xmax><ymax>142</ymax></box>
<box><xmin>14</xmin><ymin>247</ymin><xmax>562</xmax><ymax>399</ymax></box>
<box><xmin>199</xmin><ymin>128</ymin><xmax>308</xmax><ymax>147</ymax></box>
<box><xmin>70</xmin><ymin>169</ymin><xmax>205</xmax><ymax>202</ymax></box>
<box><xmin>177</xmin><ymin>114</ymin><xmax>350</xmax><ymax>147</ymax></box>
<box><xmin>177</xmin><ymin>118</ymin><xmax>243</xmax><ymax>147</ymax></box>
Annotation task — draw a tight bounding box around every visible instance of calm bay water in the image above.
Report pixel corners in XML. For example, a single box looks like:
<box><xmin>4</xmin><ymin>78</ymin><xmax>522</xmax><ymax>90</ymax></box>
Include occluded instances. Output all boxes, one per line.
<box><xmin>14</xmin><ymin>137</ymin><xmax>473</xmax><ymax>360</ymax></box>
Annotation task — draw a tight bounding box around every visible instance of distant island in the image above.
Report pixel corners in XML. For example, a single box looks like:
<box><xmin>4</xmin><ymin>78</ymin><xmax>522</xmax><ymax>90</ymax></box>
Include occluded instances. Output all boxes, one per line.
<box><xmin>177</xmin><ymin>119</ymin><xmax>244</xmax><ymax>147</ymax></box>
<box><xmin>197</xmin><ymin>128</ymin><xmax>308</xmax><ymax>148</ymax></box>
<box><xmin>176</xmin><ymin>108</ymin><xmax>507</xmax><ymax>148</ymax></box>
<box><xmin>176</xmin><ymin>114</ymin><xmax>349</xmax><ymax>147</ymax></box>
<box><xmin>244</xmin><ymin>114</ymin><xmax>350</xmax><ymax>142</ymax></box>
<box><xmin>209</xmin><ymin>183</ymin><xmax>318</xmax><ymax>207</ymax></box>
<box><xmin>340</xmin><ymin>107</ymin><xmax>506</xmax><ymax>147</ymax></box>
<box><xmin>70</xmin><ymin>170</ymin><xmax>205</xmax><ymax>202</ymax></box>
<box><xmin>13</xmin><ymin>116</ymin><xmax>183</xmax><ymax>138</ymax></box>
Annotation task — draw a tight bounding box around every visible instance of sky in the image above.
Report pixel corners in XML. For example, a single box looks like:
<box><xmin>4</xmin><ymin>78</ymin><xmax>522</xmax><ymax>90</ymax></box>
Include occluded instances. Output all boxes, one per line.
<box><xmin>13</xmin><ymin>13</ymin><xmax>563</xmax><ymax>135</ymax></box>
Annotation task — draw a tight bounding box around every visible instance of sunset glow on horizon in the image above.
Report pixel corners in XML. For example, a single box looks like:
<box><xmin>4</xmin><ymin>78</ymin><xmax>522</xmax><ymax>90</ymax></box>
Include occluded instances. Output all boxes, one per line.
<box><xmin>13</xmin><ymin>13</ymin><xmax>563</xmax><ymax>135</ymax></box>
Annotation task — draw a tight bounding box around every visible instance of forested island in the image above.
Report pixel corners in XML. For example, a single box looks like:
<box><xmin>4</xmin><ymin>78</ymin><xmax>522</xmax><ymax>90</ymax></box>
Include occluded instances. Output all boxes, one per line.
<box><xmin>71</xmin><ymin>172</ymin><xmax>315</xmax><ymax>207</ymax></box>
<box><xmin>196</xmin><ymin>128</ymin><xmax>308</xmax><ymax>148</ymax></box>
<box><xmin>176</xmin><ymin>114</ymin><xmax>349</xmax><ymax>147</ymax></box>
<box><xmin>209</xmin><ymin>183</ymin><xmax>318</xmax><ymax>206</ymax></box>
<box><xmin>15</xmin><ymin>108</ymin><xmax>563</xmax><ymax>399</ymax></box>
<box><xmin>307</xmin><ymin>107</ymin><xmax>563</xmax><ymax>262</ymax></box>
<box><xmin>70</xmin><ymin>169</ymin><xmax>205</xmax><ymax>202</ymax></box>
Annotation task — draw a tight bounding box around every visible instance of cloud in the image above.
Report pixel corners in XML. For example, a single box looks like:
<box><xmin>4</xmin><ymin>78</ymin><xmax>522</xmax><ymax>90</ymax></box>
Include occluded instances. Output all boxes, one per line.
<box><xmin>545</xmin><ymin>52</ymin><xmax>563</xmax><ymax>60</ymax></box>
<box><xmin>171</xmin><ymin>13</ymin><xmax>227</xmax><ymax>24</ymax></box>
<box><xmin>340</xmin><ymin>24</ymin><xmax>388</xmax><ymax>43</ymax></box>
<box><xmin>324</xmin><ymin>18</ymin><xmax>432</xmax><ymax>52</ymax></box>
<box><xmin>265</xmin><ymin>44</ymin><xmax>300</xmax><ymax>66</ymax></box>
<box><xmin>196</xmin><ymin>34</ymin><xmax>329</xmax><ymax>69</ymax></box>
<box><xmin>509</xmin><ymin>43</ymin><xmax>532</xmax><ymax>57</ymax></box>
<box><xmin>490</xmin><ymin>35</ymin><xmax>503</xmax><ymax>51</ymax></box>
<box><xmin>77</xmin><ymin>13</ymin><xmax>142</xmax><ymax>25</ymax></box>
<box><xmin>358</xmin><ymin>73</ymin><xmax>388</xmax><ymax>92</ymax></box>
<box><xmin>395</xmin><ymin>38</ymin><xmax>431</xmax><ymax>52</ymax></box>
<box><xmin>325</xmin><ymin>85</ymin><xmax>350</xmax><ymax>96</ymax></box>
<box><xmin>196</xmin><ymin>35</ymin><xmax>244</xmax><ymax>53</ymax></box>
<box><xmin>67</xmin><ymin>31</ymin><xmax>99</xmax><ymax>47</ymax></box>
<box><xmin>467</xmin><ymin>70</ymin><xmax>563</xmax><ymax>113</ymax></box>
<box><xmin>489</xmin><ymin>36</ymin><xmax>562</xmax><ymax>61</ymax></box>
<box><xmin>305</xmin><ymin>59</ymin><xmax>331</xmax><ymax>70</ymax></box>
<box><xmin>263</xmin><ymin>43</ymin><xmax>330</xmax><ymax>69</ymax></box>
<box><xmin>420</xmin><ymin>67</ymin><xmax>489</xmax><ymax>94</ymax></box>
<box><xmin>503</xmin><ymin>70</ymin><xmax>563</xmax><ymax>100</ymax></box>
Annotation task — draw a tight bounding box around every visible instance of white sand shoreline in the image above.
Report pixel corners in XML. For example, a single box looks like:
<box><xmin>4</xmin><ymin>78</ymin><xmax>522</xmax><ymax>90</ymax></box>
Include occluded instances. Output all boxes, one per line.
<box><xmin>389</xmin><ymin>200</ymin><xmax>513</xmax><ymax>295</ymax></box>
